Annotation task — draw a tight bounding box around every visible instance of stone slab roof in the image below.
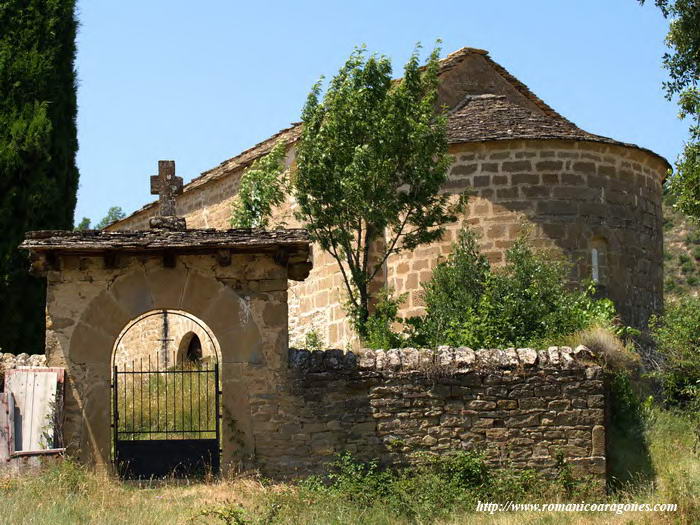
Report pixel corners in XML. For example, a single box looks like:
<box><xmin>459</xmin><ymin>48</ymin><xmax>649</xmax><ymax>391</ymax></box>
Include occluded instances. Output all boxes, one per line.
<box><xmin>446</xmin><ymin>94</ymin><xmax>662</xmax><ymax>153</ymax></box>
<box><xmin>21</xmin><ymin>228</ymin><xmax>311</xmax><ymax>254</ymax></box>
<box><xmin>111</xmin><ymin>47</ymin><xmax>669</xmax><ymax>227</ymax></box>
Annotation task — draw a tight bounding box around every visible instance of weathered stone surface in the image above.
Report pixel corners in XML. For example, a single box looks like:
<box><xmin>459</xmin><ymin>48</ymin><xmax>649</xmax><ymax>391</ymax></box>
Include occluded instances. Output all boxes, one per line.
<box><xmin>517</xmin><ymin>348</ymin><xmax>538</xmax><ymax>367</ymax></box>
<box><xmin>280</xmin><ymin>346</ymin><xmax>606</xmax><ymax>481</ymax></box>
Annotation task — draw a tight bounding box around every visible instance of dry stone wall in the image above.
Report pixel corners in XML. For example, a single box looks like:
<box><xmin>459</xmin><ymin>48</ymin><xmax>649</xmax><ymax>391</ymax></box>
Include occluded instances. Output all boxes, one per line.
<box><xmin>0</xmin><ymin>353</ymin><xmax>47</xmax><ymax>390</ymax></box>
<box><xmin>250</xmin><ymin>345</ymin><xmax>606</xmax><ymax>482</ymax></box>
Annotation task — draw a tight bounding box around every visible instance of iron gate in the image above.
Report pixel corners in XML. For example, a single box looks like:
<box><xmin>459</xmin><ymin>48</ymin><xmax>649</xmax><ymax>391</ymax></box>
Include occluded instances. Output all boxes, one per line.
<box><xmin>112</xmin><ymin>356</ymin><xmax>220</xmax><ymax>479</ymax></box>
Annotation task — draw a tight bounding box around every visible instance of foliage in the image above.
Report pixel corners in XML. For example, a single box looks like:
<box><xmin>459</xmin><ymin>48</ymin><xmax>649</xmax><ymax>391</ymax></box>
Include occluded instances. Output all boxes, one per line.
<box><xmin>661</xmin><ymin>195</ymin><xmax>700</xmax><ymax>295</ymax></box>
<box><xmin>75</xmin><ymin>217</ymin><xmax>91</xmax><ymax>230</ymax></box>
<box><xmin>640</xmin><ymin>1</ymin><xmax>700</xmax><ymax>219</ymax></box>
<box><xmin>294</xmin><ymin>43</ymin><xmax>459</xmax><ymax>337</ymax></box>
<box><xmin>364</xmin><ymin>288</ymin><xmax>406</xmax><ymax>349</ymax></box>
<box><xmin>299</xmin><ymin>450</ymin><xmax>588</xmax><ymax>522</ymax></box>
<box><xmin>303</xmin><ymin>329</ymin><xmax>324</xmax><ymax>352</ymax></box>
<box><xmin>95</xmin><ymin>206</ymin><xmax>126</xmax><ymax>229</ymax></box>
<box><xmin>193</xmin><ymin>502</ymin><xmax>252</xmax><ymax>525</ymax></box>
<box><xmin>607</xmin><ymin>371</ymin><xmax>655</xmax><ymax>488</ymax></box>
<box><xmin>230</xmin><ymin>143</ymin><xmax>287</xmax><ymax>228</ymax></box>
<box><xmin>0</xmin><ymin>0</ymin><xmax>79</xmax><ymax>354</ymax></box>
<box><xmin>407</xmin><ymin>229</ymin><xmax>622</xmax><ymax>349</ymax></box>
<box><xmin>650</xmin><ymin>296</ymin><xmax>700</xmax><ymax>409</ymax></box>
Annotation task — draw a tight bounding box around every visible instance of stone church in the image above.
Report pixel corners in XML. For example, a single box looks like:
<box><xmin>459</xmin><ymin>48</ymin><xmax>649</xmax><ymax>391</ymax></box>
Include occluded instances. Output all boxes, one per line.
<box><xmin>108</xmin><ymin>46</ymin><xmax>669</xmax><ymax>350</ymax></box>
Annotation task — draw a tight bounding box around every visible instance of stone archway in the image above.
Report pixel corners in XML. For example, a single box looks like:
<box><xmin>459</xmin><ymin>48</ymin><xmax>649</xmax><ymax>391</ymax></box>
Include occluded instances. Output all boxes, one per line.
<box><xmin>22</xmin><ymin>228</ymin><xmax>312</xmax><ymax>475</ymax></box>
<box><xmin>113</xmin><ymin>309</ymin><xmax>220</xmax><ymax>369</ymax></box>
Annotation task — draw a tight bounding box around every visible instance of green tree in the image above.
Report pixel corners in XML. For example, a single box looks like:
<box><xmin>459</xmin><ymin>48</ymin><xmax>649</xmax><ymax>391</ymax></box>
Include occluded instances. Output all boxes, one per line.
<box><xmin>294</xmin><ymin>44</ymin><xmax>458</xmax><ymax>336</ymax></box>
<box><xmin>640</xmin><ymin>1</ymin><xmax>700</xmax><ymax>217</ymax></box>
<box><xmin>650</xmin><ymin>296</ymin><xmax>700</xmax><ymax>408</ymax></box>
<box><xmin>230</xmin><ymin>143</ymin><xmax>287</xmax><ymax>228</ymax></box>
<box><xmin>75</xmin><ymin>217</ymin><xmax>91</xmax><ymax>230</ymax></box>
<box><xmin>0</xmin><ymin>1</ymin><xmax>79</xmax><ymax>354</ymax></box>
<box><xmin>95</xmin><ymin>207</ymin><xmax>126</xmax><ymax>229</ymax></box>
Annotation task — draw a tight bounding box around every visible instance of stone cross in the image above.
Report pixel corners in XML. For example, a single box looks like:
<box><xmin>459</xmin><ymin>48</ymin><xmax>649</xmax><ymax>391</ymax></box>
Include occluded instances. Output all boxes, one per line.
<box><xmin>150</xmin><ymin>160</ymin><xmax>183</xmax><ymax>217</ymax></box>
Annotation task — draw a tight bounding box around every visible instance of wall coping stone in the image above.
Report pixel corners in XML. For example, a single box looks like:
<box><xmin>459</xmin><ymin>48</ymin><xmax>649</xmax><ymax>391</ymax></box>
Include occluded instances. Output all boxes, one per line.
<box><xmin>288</xmin><ymin>345</ymin><xmax>598</xmax><ymax>375</ymax></box>
<box><xmin>0</xmin><ymin>353</ymin><xmax>47</xmax><ymax>370</ymax></box>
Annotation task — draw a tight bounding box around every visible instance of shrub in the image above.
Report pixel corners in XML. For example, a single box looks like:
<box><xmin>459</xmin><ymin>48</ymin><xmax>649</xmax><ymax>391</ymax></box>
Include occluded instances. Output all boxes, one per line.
<box><xmin>407</xmin><ymin>228</ymin><xmax>621</xmax><ymax>349</ymax></box>
<box><xmin>304</xmin><ymin>329</ymin><xmax>324</xmax><ymax>352</ymax></box>
<box><xmin>606</xmin><ymin>371</ymin><xmax>654</xmax><ymax>488</ymax></box>
<box><xmin>364</xmin><ymin>288</ymin><xmax>406</xmax><ymax>350</ymax></box>
<box><xmin>566</xmin><ymin>325</ymin><xmax>640</xmax><ymax>372</ymax></box>
<box><xmin>299</xmin><ymin>450</ymin><xmax>591</xmax><ymax>521</ymax></box>
<box><xmin>650</xmin><ymin>297</ymin><xmax>700</xmax><ymax>409</ymax></box>
<box><xmin>679</xmin><ymin>253</ymin><xmax>691</xmax><ymax>264</ymax></box>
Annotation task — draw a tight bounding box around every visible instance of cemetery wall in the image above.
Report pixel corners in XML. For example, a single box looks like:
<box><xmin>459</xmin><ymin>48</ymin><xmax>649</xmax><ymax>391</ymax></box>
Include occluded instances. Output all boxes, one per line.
<box><xmin>250</xmin><ymin>345</ymin><xmax>607</xmax><ymax>482</ymax></box>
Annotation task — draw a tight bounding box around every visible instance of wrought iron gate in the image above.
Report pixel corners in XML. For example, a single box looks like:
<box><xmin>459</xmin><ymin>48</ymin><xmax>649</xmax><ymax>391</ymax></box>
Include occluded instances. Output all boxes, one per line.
<box><xmin>112</xmin><ymin>356</ymin><xmax>220</xmax><ymax>479</ymax></box>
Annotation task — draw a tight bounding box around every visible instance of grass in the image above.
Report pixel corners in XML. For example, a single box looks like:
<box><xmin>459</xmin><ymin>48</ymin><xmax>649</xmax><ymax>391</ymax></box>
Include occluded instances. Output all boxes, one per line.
<box><xmin>115</xmin><ymin>361</ymin><xmax>218</xmax><ymax>440</ymax></box>
<box><xmin>1</xmin><ymin>407</ymin><xmax>698</xmax><ymax>525</ymax></box>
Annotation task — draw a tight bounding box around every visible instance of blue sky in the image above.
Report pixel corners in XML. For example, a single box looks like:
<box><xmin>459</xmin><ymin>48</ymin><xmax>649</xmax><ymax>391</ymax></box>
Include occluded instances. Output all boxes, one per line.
<box><xmin>74</xmin><ymin>0</ymin><xmax>686</xmax><ymax>225</ymax></box>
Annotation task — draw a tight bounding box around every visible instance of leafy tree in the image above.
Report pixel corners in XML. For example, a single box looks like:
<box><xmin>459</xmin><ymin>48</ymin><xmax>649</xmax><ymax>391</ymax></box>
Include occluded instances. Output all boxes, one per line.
<box><xmin>230</xmin><ymin>143</ymin><xmax>287</xmax><ymax>228</ymax></box>
<box><xmin>650</xmin><ymin>296</ymin><xmax>700</xmax><ymax>408</ymax></box>
<box><xmin>75</xmin><ymin>217</ymin><xmax>91</xmax><ymax>230</ymax></box>
<box><xmin>640</xmin><ymin>1</ymin><xmax>700</xmax><ymax>217</ymax></box>
<box><xmin>0</xmin><ymin>1</ymin><xmax>79</xmax><ymax>354</ymax></box>
<box><xmin>294</xmin><ymin>45</ymin><xmax>458</xmax><ymax>336</ymax></box>
<box><xmin>95</xmin><ymin>206</ymin><xmax>126</xmax><ymax>229</ymax></box>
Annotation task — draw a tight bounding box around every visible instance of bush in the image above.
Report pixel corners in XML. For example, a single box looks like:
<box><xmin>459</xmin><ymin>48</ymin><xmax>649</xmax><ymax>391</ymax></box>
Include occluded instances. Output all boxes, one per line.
<box><xmin>299</xmin><ymin>450</ymin><xmax>591</xmax><ymax>521</ymax></box>
<box><xmin>304</xmin><ymin>329</ymin><xmax>324</xmax><ymax>352</ymax></box>
<box><xmin>406</xmin><ymin>228</ymin><xmax>621</xmax><ymax>349</ymax></box>
<box><xmin>650</xmin><ymin>297</ymin><xmax>700</xmax><ymax>409</ymax></box>
<box><xmin>364</xmin><ymin>288</ymin><xmax>406</xmax><ymax>350</ymax></box>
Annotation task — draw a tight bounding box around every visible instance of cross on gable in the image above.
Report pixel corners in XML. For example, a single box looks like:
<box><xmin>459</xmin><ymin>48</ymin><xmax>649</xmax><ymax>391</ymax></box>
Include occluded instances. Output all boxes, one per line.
<box><xmin>150</xmin><ymin>160</ymin><xmax>183</xmax><ymax>217</ymax></box>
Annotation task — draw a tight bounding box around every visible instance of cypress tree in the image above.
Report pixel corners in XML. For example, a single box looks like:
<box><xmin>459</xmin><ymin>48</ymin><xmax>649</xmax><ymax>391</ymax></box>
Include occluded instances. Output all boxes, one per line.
<box><xmin>0</xmin><ymin>1</ymin><xmax>79</xmax><ymax>354</ymax></box>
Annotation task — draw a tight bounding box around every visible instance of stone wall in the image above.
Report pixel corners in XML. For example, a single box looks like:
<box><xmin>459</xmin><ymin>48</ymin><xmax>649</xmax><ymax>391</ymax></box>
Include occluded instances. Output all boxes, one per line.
<box><xmin>0</xmin><ymin>353</ymin><xmax>47</xmax><ymax>389</ymax></box>
<box><xmin>249</xmin><ymin>345</ymin><xmax>606</xmax><ymax>481</ymax></box>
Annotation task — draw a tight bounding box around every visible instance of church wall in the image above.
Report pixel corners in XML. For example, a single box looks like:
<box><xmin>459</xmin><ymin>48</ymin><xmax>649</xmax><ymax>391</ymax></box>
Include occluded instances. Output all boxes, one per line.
<box><xmin>113</xmin><ymin>312</ymin><xmax>218</xmax><ymax>369</ymax></box>
<box><xmin>110</xmin><ymin>138</ymin><xmax>665</xmax><ymax>347</ymax></box>
<box><xmin>387</xmin><ymin>140</ymin><xmax>666</xmax><ymax>331</ymax></box>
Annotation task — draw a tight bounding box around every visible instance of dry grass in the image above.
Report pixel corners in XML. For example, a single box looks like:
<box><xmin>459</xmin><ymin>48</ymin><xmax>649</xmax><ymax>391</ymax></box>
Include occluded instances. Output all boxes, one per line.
<box><xmin>564</xmin><ymin>325</ymin><xmax>641</xmax><ymax>372</ymax></box>
<box><xmin>1</xmin><ymin>408</ymin><xmax>698</xmax><ymax>525</ymax></box>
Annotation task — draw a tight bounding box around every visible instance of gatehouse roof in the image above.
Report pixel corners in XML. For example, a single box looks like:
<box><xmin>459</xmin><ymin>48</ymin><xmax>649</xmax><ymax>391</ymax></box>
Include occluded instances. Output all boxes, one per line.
<box><xmin>20</xmin><ymin>228</ymin><xmax>311</xmax><ymax>254</ymax></box>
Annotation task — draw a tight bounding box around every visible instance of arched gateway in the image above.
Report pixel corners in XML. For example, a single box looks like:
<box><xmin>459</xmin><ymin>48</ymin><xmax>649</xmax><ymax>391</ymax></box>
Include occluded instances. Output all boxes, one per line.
<box><xmin>21</xmin><ymin>224</ymin><xmax>311</xmax><ymax>478</ymax></box>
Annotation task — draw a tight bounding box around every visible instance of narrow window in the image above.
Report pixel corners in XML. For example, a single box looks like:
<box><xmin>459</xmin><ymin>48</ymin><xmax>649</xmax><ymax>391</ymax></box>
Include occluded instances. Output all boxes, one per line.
<box><xmin>591</xmin><ymin>248</ymin><xmax>600</xmax><ymax>283</ymax></box>
<box><xmin>590</xmin><ymin>237</ymin><xmax>608</xmax><ymax>287</ymax></box>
